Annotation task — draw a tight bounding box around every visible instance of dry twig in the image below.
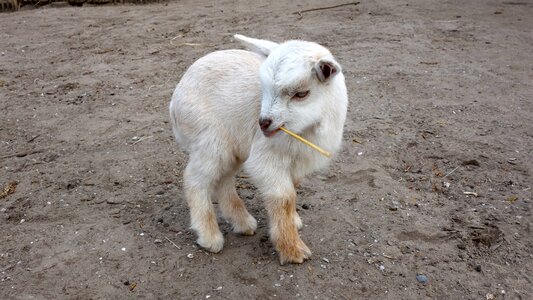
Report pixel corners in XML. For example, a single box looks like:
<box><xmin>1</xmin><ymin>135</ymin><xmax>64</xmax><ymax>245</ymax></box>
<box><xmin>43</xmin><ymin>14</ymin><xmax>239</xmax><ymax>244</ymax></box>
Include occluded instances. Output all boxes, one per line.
<box><xmin>165</xmin><ymin>236</ymin><xmax>181</xmax><ymax>250</ymax></box>
<box><xmin>293</xmin><ymin>2</ymin><xmax>360</xmax><ymax>15</ymax></box>
<box><xmin>280</xmin><ymin>127</ymin><xmax>331</xmax><ymax>157</ymax></box>
<box><xmin>443</xmin><ymin>166</ymin><xmax>460</xmax><ymax>178</ymax></box>
<box><xmin>1</xmin><ymin>149</ymin><xmax>44</xmax><ymax>159</ymax></box>
<box><xmin>463</xmin><ymin>191</ymin><xmax>478</xmax><ymax>197</ymax></box>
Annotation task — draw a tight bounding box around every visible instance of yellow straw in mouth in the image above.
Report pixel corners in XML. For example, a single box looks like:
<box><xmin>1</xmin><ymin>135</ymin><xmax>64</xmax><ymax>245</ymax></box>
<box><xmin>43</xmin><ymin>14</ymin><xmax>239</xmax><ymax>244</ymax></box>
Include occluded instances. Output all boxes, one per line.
<box><xmin>279</xmin><ymin>127</ymin><xmax>331</xmax><ymax>158</ymax></box>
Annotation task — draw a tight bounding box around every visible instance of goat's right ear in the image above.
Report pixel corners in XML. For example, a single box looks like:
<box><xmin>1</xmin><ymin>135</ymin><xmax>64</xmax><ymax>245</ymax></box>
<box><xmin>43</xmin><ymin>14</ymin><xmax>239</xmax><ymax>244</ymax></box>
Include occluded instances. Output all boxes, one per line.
<box><xmin>234</xmin><ymin>34</ymin><xmax>279</xmax><ymax>57</ymax></box>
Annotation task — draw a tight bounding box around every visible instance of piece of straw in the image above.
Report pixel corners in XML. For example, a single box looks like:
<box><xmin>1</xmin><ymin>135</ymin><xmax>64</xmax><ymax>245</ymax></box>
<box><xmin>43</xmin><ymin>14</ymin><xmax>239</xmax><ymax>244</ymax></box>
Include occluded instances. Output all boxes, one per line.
<box><xmin>279</xmin><ymin>127</ymin><xmax>331</xmax><ymax>157</ymax></box>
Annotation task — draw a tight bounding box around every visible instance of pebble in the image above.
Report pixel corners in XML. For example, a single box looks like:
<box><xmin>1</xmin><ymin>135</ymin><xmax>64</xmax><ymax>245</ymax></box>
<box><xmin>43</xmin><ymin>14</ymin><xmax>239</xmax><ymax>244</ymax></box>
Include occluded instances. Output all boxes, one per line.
<box><xmin>154</xmin><ymin>239</ymin><xmax>162</xmax><ymax>244</ymax></box>
<box><xmin>187</xmin><ymin>253</ymin><xmax>194</xmax><ymax>259</ymax></box>
<box><xmin>416</xmin><ymin>274</ymin><xmax>428</xmax><ymax>284</ymax></box>
<box><xmin>106</xmin><ymin>198</ymin><xmax>123</xmax><ymax>204</ymax></box>
<box><xmin>322</xmin><ymin>257</ymin><xmax>330</xmax><ymax>263</ymax></box>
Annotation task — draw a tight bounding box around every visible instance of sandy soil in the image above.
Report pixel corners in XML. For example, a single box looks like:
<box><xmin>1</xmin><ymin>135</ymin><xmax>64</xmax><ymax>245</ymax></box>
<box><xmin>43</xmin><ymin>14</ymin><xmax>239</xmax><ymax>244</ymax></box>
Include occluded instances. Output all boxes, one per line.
<box><xmin>1</xmin><ymin>0</ymin><xmax>532</xmax><ymax>299</ymax></box>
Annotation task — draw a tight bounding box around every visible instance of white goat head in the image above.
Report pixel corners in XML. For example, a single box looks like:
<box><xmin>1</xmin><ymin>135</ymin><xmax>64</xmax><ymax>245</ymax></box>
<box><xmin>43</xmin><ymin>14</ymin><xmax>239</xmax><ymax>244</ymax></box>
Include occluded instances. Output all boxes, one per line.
<box><xmin>234</xmin><ymin>35</ymin><xmax>343</xmax><ymax>137</ymax></box>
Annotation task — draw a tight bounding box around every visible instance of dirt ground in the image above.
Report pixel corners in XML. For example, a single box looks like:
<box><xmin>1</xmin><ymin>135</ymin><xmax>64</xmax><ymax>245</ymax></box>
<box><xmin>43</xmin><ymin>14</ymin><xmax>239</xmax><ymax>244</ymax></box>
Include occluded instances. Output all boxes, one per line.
<box><xmin>1</xmin><ymin>0</ymin><xmax>532</xmax><ymax>299</ymax></box>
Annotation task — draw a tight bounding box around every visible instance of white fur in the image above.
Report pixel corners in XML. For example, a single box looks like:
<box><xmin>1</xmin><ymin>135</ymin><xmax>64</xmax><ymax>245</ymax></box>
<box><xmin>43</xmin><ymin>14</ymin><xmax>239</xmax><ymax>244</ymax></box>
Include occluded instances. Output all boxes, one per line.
<box><xmin>169</xmin><ymin>34</ymin><xmax>348</xmax><ymax>263</ymax></box>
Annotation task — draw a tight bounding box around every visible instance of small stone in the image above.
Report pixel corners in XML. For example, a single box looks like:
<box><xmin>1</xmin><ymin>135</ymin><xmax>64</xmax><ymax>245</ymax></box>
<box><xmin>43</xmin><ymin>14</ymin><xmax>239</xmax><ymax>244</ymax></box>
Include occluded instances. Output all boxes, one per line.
<box><xmin>322</xmin><ymin>257</ymin><xmax>330</xmax><ymax>263</ymax></box>
<box><xmin>416</xmin><ymin>274</ymin><xmax>428</xmax><ymax>284</ymax></box>
<box><xmin>379</xmin><ymin>265</ymin><xmax>385</xmax><ymax>271</ymax></box>
<box><xmin>154</xmin><ymin>239</ymin><xmax>163</xmax><ymax>244</ymax></box>
<box><xmin>187</xmin><ymin>253</ymin><xmax>194</xmax><ymax>259</ymax></box>
<box><xmin>121</xmin><ymin>247</ymin><xmax>126</xmax><ymax>252</ymax></box>
<box><xmin>106</xmin><ymin>198</ymin><xmax>123</xmax><ymax>204</ymax></box>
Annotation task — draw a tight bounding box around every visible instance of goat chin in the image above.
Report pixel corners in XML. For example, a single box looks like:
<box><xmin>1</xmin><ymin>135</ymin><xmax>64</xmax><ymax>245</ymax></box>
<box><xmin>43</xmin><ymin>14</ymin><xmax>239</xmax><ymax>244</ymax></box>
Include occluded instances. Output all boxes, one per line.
<box><xmin>169</xmin><ymin>34</ymin><xmax>348</xmax><ymax>264</ymax></box>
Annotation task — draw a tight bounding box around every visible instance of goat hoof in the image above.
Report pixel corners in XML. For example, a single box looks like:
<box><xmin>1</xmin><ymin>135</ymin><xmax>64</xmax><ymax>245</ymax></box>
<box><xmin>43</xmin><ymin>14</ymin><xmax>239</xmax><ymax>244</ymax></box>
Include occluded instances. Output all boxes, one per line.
<box><xmin>278</xmin><ymin>238</ymin><xmax>312</xmax><ymax>265</ymax></box>
<box><xmin>197</xmin><ymin>232</ymin><xmax>224</xmax><ymax>253</ymax></box>
<box><xmin>233</xmin><ymin>215</ymin><xmax>257</xmax><ymax>236</ymax></box>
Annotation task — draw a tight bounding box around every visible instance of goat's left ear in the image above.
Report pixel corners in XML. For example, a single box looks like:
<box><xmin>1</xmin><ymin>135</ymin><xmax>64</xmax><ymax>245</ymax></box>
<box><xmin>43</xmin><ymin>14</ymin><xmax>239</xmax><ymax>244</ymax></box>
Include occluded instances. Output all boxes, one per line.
<box><xmin>314</xmin><ymin>57</ymin><xmax>341</xmax><ymax>82</ymax></box>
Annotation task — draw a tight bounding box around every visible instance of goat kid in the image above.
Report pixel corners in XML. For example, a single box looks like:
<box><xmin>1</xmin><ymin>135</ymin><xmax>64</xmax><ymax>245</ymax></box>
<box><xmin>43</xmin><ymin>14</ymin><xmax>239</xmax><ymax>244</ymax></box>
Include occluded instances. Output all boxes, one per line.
<box><xmin>169</xmin><ymin>34</ymin><xmax>348</xmax><ymax>264</ymax></box>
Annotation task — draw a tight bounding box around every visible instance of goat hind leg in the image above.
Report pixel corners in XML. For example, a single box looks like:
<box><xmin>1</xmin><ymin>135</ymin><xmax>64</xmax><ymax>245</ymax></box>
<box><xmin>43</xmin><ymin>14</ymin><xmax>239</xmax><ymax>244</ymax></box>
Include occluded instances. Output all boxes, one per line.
<box><xmin>184</xmin><ymin>155</ymin><xmax>224</xmax><ymax>253</ymax></box>
<box><xmin>217</xmin><ymin>174</ymin><xmax>257</xmax><ymax>236</ymax></box>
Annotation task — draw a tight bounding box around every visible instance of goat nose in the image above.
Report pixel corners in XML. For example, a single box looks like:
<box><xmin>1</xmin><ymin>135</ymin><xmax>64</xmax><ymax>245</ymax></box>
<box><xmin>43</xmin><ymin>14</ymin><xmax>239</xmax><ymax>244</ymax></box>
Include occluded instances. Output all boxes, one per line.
<box><xmin>259</xmin><ymin>118</ymin><xmax>272</xmax><ymax>131</ymax></box>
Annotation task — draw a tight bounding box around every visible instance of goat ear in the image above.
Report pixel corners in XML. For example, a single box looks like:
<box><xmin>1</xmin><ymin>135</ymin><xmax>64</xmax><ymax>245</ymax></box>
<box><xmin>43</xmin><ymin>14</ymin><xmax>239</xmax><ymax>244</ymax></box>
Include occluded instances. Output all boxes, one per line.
<box><xmin>314</xmin><ymin>57</ymin><xmax>341</xmax><ymax>82</ymax></box>
<box><xmin>234</xmin><ymin>34</ymin><xmax>279</xmax><ymax>57</ymax></box>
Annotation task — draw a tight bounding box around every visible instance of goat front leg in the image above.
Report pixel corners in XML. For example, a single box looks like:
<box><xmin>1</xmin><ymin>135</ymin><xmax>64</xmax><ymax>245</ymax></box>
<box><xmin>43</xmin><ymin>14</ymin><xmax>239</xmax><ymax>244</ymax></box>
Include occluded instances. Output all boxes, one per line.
<box><xmin>264</xmin><ymin>185</ymin><xmax>311</xmax><ymax>264</ymax></box>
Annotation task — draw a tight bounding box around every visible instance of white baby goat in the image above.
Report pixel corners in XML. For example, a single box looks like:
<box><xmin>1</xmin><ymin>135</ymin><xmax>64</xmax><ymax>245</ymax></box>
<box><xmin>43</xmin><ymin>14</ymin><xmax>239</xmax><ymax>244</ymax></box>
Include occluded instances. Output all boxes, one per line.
<box><xmin>169</xmin><ymin>34</ymin><xmax>348</xmax><ymax>264</ymax></box>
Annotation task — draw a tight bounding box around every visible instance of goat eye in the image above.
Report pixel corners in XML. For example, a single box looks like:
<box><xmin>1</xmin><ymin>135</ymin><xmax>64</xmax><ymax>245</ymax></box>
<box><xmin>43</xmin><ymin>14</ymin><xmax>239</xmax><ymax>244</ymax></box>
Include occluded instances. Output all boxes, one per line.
<box><xmin>292</xmin><ymin>90</ymin><xmax>309</xmax><ymax>100</ymax></box>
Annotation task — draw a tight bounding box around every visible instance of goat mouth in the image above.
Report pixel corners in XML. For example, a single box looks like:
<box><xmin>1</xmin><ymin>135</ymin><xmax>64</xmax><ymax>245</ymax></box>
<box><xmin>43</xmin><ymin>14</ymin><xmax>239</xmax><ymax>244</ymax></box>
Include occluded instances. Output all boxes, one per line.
<box><xmin>262</xmin><ymin>127</ymin><xmax>281</xmax><ymax>138</ymax></box>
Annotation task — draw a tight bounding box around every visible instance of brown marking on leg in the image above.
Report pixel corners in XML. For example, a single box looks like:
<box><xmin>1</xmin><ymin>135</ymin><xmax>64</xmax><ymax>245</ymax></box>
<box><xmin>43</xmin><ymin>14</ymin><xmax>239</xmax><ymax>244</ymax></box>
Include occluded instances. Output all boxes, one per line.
<box><xmin>293</xmin><ymin>180</ymin><xmax>301</xmax><ymax>189</ymax></box>
<box><xmin>266</xmin><ymin>190</ymin><xmax>311</xmax><ymax>264</ymax></box>
<box><xmin>204</xmin><ymin>209</ymin><xmax>220</xmax><ymax>235</ymax></box>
